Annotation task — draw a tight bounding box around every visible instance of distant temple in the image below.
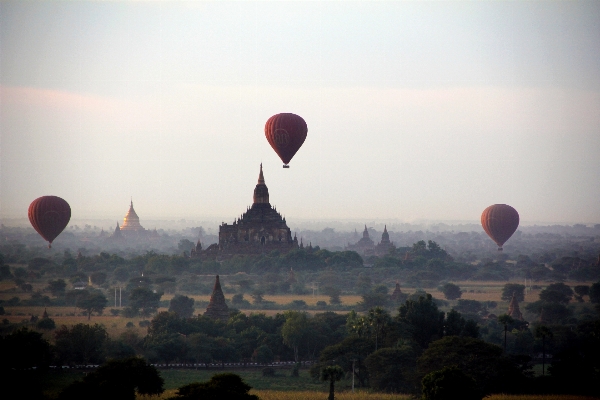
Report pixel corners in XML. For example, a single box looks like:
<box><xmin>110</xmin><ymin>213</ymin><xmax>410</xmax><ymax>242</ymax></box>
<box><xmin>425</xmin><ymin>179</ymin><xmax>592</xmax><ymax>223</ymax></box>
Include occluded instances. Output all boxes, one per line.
<box><xmin>507</xmin><ymin>293</ymin><xmax>524</xmax><ymax>321</ymax></box>
<box><xmin>110</xmin><ymin>200</ymin><xmax>158</xmax><ymax>240</ymax></box>
<box><xmin>192</xmin><ymin>164</ymin><xmax>298</xmax><ymax>259</ymax></box>
<box><xmin>204</xmin><ymin>275</ymin><xmax>230</xmax><ymax>321</ymax></box>
<box><xmin>375</xmin><ymin>225</ymin><xmax>395</xmax><ymax>256</ymax></box>
<box><xmin>121</xmin><ymin>200</ymin><xmax>145</xmax><ymax>232</ymax></box>
<box><xmin>390</xmin><ymin>280</ymin><xmax>405</xmax><ymax>302</ymax></box>
<box><xmin>347</xmin><ymin>225</ymin><xmax>395</xmax><ymax>257</ymax></box>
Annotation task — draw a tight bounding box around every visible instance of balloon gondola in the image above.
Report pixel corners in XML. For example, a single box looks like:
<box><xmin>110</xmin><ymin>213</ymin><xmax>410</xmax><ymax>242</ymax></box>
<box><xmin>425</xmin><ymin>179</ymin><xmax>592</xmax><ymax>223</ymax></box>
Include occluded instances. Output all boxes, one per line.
<box><xmin>264</xmin><ymin>113</ymin><xmax>307</xmax><ymax>168</ymax></box>
<box><xmin>481</xmin><ymin>204</ymin><xmax>519</xmax><ymax>251</ymax></box>
<box><xmin>28</xmin><ymin>196</ymin><xmax>71</xmax><ymax>248</ymax></box>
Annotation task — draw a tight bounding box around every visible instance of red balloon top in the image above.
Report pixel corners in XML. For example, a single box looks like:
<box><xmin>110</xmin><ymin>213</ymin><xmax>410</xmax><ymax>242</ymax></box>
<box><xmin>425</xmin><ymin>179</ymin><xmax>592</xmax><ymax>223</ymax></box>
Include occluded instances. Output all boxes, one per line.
<box><xmin>28</xmin><ymin>196</ymin><xmax>71</xmax><ymax>248</ymax></box>
<box><xmin>481</xmin><ymin>204</ymin><xmax>519</xmax><ymax>250</ymax></box>
<box><xmin>264</xmin><ymin>113</ymin><xmax>307</xmax><ymax>165</ymax></box>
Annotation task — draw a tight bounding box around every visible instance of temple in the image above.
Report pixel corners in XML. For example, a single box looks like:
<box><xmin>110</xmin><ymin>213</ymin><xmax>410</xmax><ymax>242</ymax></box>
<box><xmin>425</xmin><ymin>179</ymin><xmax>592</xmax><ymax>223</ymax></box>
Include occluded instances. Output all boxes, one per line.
<box><xmin>110</xmin><ymin>200</ymin><xmax>158</xmax><ymax>240</ymax></box>
<box><xmin>507</xmin><ymin>293</ymin><xmax>524</xmax><ymax>321</ymax></box>
<box><xmin>204</xmin><ymin>275</ymin><xmax>230</xmax><ymax>321</ymax></box>
<box><xmin>120</xmin><ymin>200</ymin><xmax>145</xmax><ymax>232</ymax></box>
<box><xmin>375</xmin><ymin>225</ymin><xmax>395</xmax><ymax>256</ymax></box>
<box><xmin>192</xmin><ymin>164</ymin><xmax>298</xmax><ymax>259</ymax></box>
<box><xmin>347</xmin><ymin>225</ymin><xmax>395</xmax><ymax>257</ymax></box>
<box><xmin>390</xmin><ymin>280</ymin><xmax>405</xmax><ymax>302</ymax></box>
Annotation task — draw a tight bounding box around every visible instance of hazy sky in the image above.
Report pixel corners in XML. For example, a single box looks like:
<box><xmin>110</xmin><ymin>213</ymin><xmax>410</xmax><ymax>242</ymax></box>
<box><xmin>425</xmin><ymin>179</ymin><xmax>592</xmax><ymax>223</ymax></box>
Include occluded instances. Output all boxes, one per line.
<box><xmin>1</xmin><ymin>1</ymin><xmax>599</xmax><ymax>226</ymax></box>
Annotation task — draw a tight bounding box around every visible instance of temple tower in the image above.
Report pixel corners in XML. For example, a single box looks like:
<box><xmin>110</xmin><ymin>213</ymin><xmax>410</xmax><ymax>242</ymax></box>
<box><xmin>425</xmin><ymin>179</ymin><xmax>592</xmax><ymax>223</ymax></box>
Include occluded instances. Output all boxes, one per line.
<box><xmin>204</xmin><ymin>275</ymin><xmax>230</xmax><ymax>321</ymax></box>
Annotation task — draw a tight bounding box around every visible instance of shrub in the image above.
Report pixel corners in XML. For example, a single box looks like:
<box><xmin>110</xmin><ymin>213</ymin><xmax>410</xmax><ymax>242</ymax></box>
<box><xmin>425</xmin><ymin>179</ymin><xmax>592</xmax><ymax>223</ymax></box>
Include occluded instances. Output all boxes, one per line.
<box><xmin>262</xmin><ymin>367</ymin><xmax>276</xmax><ymax>377</ymax></box>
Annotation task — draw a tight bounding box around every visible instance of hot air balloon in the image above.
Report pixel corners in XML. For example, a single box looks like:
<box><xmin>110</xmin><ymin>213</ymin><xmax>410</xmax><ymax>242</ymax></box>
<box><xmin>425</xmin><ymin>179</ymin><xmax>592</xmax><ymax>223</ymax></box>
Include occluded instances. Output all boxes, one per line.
<box><xmin>481</xmin><ymin>204</ymin><xmax>519</xmax><ymax>251</ymax></box>
<box><xmin>28</xmin><ymin>196</ymin><xmax>71</xmax><ymax>248</ymax></box>
<box><xmin>265</xmin><ymin>113</ymin><xmax>307</xmax><ymax>168</ymax></box>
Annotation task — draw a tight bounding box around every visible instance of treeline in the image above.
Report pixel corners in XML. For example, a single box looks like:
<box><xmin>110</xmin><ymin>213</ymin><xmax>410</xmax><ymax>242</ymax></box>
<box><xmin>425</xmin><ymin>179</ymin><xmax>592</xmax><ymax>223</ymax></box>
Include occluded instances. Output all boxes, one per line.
<box><xmin>3</xmin><ymin>294</ymin><xmax>599</xmax><ymax>397</ymax></box>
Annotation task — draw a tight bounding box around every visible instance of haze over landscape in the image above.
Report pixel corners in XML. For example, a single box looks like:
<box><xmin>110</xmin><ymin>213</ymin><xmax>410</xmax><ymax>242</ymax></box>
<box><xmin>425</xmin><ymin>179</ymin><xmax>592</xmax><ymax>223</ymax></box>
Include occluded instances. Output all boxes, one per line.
<box><xmin>2</xmin><ymin>1</ymin><xmax>599</xmax><ymax>226</ymax></box>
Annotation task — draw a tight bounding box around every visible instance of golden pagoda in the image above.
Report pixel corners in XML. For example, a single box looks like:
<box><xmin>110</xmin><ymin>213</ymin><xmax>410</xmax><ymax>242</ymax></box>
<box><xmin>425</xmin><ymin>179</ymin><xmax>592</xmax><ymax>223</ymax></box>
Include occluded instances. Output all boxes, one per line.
<box><xmin>120</xmin><ymin>199</ymin><xmax>145</xmax><ymax>231</ymax></box>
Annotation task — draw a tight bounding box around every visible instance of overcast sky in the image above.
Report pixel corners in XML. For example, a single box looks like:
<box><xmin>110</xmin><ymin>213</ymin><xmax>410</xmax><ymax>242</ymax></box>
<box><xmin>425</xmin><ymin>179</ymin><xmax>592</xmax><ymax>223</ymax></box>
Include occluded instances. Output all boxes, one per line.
<box><xmin>1</xmin><ymin>1</ymin><xmax>599</xmax><ymax>227</ymax></box>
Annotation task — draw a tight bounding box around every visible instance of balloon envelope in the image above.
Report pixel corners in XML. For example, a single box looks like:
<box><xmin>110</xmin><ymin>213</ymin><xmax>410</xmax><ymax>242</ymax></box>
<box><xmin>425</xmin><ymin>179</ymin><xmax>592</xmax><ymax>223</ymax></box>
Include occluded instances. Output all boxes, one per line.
<box><xmin>481</xmin><ymin>204</ymin><xmax>519</xmax><ymax>250</ymax></box>
<box><xmin>28</xmin><ymin>196</ymin><xmax>71</xmax><ymax>247</ymax></box>
<box><xmin>264</xmin><ymin>113</ymin><xmax>307</xmax><ymax>166</ymax></box>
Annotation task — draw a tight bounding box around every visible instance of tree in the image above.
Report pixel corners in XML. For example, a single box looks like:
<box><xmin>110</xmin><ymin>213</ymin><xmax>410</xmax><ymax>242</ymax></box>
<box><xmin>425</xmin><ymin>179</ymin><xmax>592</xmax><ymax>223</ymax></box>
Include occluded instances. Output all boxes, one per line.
<box><xmin>497</xmin><ymin>314</ymin><xmax>515</xmax><ymax>352</ymax></box>
<box><xmin>417</xmin><ymin>336</ymin><xmax>525</xmax><ymax>396</ymax></box>
<box><xmin>281</xmin><ymin>311</ymin><xmax>308</xmax><ymax>362</ymax></box>
<box><xmin>169</xmin><ymin>373</ymin><xmax>258</xmax><ymax>400</ymax></box>
<box><xmin>144</xmin><ymin>332</ymin><xmax>187</xmax><ymax>365</ymax></box>
<box><xmin>444</xmin><ymin>309</ymin><xmax>478</xmax><ymax>338</ymax></box>
<box><xmin>169</xmin><ymin>294</ymin><xmax>195</xmax><ymax>318</ymax></box>
<box><xmin>0</xmin><ymin>327</ymin><xmax>52</xmax><ymax>370</ymax></box>
<box><xmin>589</xmin><ymin>281</ymin><xmax>600</xmax><ymax>303</ymax></box>
<box><xmin>323</xmin><ymin>286</ymin><xmax>341</xmax><ymax>305</ymax></box>
<box><xmin>58</xmin><ymin>357</ymin><xmax>163</xmax><ymax>400</ymax></box>
<box><xmin>421</xmin><ymin>366</ymin><xmax>480</xmax><ymax>400</ymax></box>
<box><xmin>128</xmin><ymin>287</ymin><xmax>162</xmax><ymax>317</ymax></box>
<box><xmin>90</xmin><ymin>271</ymin><xmax>107</xmax><ymax>285</ymax></box>
<box><xmin>254</xmin><ymin>344</ymin><xmax>274</xmax><ymax>364</ymax></box>
<box><xmin>501</xmin><ymin>284</ymin><xmax>525</xmax><ymax>302</ymax></box>
<box><xmin>317</xmin><ymin>336</ymin><xmax>373</xmax><ymax>388</ymax></box>
<box><xmin>36</xmin><ymin>317</ymin><xmax>56</xmax><ymax>330</ymax></box>
<box><xmin>440</xmin><ymin>283</ymin><xmax>462</xmax><ymax>300</ymax></box>
<box><xmin>54</xmin><ymin>323</ymin><xmax>108</xmax><ymax>365</ymax></box>
<box><xmin>396</xmin><ymin>294</ymin><xmax>445</xmax><ymax>349</ymax></box>
<box><xmin>321</xmin><ymin>365</ymin><xmax>344</xmax><ymax>400</ymax></box>
<box><xmin>77</xmin><ymin>290</ymin><xmax>108</xmax><ymax>320</ymax></box>
<box><xmin>367</xmin><ymin>306</ymin><xmax>391</xmax><ymax>351</ymax></box>
<box><xmin>539</xmin><ymin>283</ymin><xmax>573</xmax><ymax>305</ymax></box>
<box><xmin>573</xmin><ymin>285</ymin><xmax>589</xmax><ymax>301</ymax></box>
<box><xmin>47</xmin><ymin>279</ymin><xmax>67</xmax><ymax>296</ymax></box>
<box><xmin>365</xmin><ymin>345</ymin><xmax>417</xmax><ymax>393</ymax></box>
<box><xmin>534</xmin><ymin>325</ymin><xmax>552</xmax><ymax>376</ymax></box>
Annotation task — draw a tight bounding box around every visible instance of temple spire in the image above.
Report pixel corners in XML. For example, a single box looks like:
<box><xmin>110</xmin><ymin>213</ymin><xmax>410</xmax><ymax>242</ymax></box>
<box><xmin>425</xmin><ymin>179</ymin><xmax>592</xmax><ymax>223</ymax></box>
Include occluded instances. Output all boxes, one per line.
<box><xmin>258</xmin><ymin>163</ymin><xmax>265</xmax><ymax>184</ymax></box>
<box><xmin>253</xmin><ymin>164</ymin><xmax>270</xmax><ymax>204</ymax></box>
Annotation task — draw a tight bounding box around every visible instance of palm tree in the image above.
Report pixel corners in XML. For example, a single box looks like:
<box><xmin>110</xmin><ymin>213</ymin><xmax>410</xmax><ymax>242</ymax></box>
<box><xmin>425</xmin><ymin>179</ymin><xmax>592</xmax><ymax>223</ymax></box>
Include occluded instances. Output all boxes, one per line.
<box><xmin>535</xmin><ymin>325</ymin><xmax>553</xmax><ymax>376</ymax></box>
<box><xmin>368</xmin><ymin>306</ymin><xmax>391</xmax><ymax>351</ymax></box>
<box><xmin>321</xmin><ymin>365</ymin><xmax>345</xmax><ymax>400</ymax></box>
<box><xmin>498</xmin><ymin>314</ymin><xmax>515</xmax><ymax>352</ymax></box>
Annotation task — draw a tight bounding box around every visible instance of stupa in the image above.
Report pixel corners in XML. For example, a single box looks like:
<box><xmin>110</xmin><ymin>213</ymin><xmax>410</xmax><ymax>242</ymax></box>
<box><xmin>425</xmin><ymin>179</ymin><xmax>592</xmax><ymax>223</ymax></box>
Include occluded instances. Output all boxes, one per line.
<box><xmin>204</xmin><ymin>275</ymin><xmax>230</xmax><ymax>321</ymax></box>
<box><xmin>120</xmin><ymin>199</ymin><xmax>145</xmax><ymax>231</ymax></box>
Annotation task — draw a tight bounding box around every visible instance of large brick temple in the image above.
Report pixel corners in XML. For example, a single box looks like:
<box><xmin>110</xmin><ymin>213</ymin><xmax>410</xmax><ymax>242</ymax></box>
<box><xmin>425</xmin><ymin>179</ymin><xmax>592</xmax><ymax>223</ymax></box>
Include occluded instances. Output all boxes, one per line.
<box><xmin>191</xmin><ymin>164</ymin><xmax>298</xmax><ymax>259</ymax></box>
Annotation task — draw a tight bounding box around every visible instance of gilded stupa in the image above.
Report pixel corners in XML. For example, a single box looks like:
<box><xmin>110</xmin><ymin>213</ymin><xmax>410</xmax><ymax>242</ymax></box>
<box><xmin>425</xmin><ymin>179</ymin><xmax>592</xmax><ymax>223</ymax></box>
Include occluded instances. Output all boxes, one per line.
<box><xmin>120</xmin><ymin>199</ymin><xmax>145</xmax><ymax>231</ymax></box>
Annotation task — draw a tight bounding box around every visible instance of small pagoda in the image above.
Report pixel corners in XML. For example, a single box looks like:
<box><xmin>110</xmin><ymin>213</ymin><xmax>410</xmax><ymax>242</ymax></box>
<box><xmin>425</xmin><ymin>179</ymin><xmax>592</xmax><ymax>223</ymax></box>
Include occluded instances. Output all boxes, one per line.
<box><xmin>390</xmin><ymin>280</ymin><xmax>405</xmax><ymax>302</ymax></box>
<box><xmin>507</xmin><ymin>293</ymin><xmax>524</xmax><ymax>321</ymax></box>
<box><xmin>204</xmin><ymin>275</ymin><xmax>230</xmax><ymax>321</ymax></box>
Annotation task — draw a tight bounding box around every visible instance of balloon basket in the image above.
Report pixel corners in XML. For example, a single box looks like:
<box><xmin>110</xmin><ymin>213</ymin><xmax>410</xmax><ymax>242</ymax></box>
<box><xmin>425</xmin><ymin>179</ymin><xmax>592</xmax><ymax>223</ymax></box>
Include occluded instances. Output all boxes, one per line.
<box><xmin>283</xmin><ymin>165</ymin><xmax>290</xmax><ymax>168</ymax></box>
